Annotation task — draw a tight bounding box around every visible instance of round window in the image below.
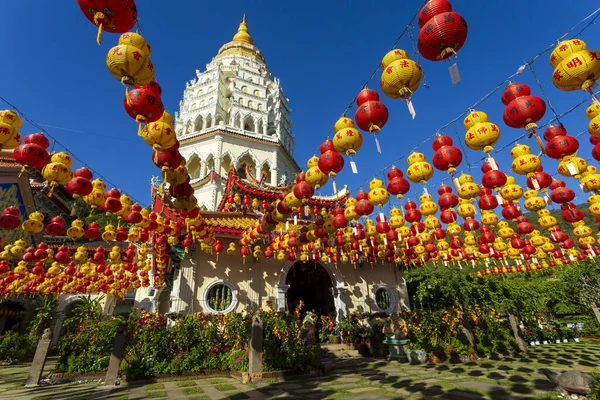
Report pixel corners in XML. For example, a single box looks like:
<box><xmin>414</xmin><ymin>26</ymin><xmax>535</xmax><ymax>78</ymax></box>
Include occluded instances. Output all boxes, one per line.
<box><xmin>375</xmin><ymin>287</ymin><xmax>393</xmax><ymax>312</ymax></box>
<box><xmin>204</xmin><ymin>281</ymin><xmax>237</xmax><ymax>313</ymax></box>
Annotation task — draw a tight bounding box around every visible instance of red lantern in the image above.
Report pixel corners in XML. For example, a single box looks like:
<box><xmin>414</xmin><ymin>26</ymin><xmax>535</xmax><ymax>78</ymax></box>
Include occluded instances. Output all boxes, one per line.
<box><xmin>546</xmin><ymin>135</ymin><xmax>579</xmax><ymax>160</ymax></box>
<box><xmin>501</xmin><ymin>82</ymin><xmax>546</xmax><ymax>152</ymax></box>
<box><xmin>417</xmin><ymin>0</ymin><xmax>468</xmax><ymax>61</ymax></box>
<box><xmin>387</xmin><ymin>166</ymin><xmax>403</xmax><ymax>180</ymax></box>
<box><xmin>354</xmin><ymin>89</ymin><xmax>389</xmax><ymax>133</ymax></box>
<box><xmin>13</xmin><ymin>136</ymin><xmax>50</xmax><ymax>173</ymax></box>
<box><xmin>526</xmin><ymin>169</ymin><xmax>553</xmax><ymax>191</ymax></box>
<box><xmin>124</xmin><ymin>81</ymin><xmax>165</xmax><ymax>124</ymax></box>
<box><xmin>355</xmin><ymin>199</ymin><xmax>374</xmax><ymax>216</ymax></box>
<box><xmin>153</xmin><ymin>146</ymin><xmax>183</xmax><ymax>169</ymax></box>
<box><xmin>544</xmin><ymin>124</ymin><xmax>567</xmax><ymax>141</ymax></box>
<box><xmin>438</xmin><ymin>191</ymin><xmax>458</xmax><ymax>209</ymax></box>
<box><xmin>293</xmin><ymin>180</ymin><xmax>314</xmax><ymax>201</ymax></box>
<box><xmin>432</xmin><ymin>134</ymin><xmax>462</xmax><ymax>173</ymax></box>
<box><xmin>319</xmin><ymin>139</ymin><xmax>335</xmax><ymax>154</ymax></box>
<box><xmin>77</xmin><ymin>0</ymin><xmax>138</xmax><ymax>44</ymax></box>
<box><xmin>318</xmin><ymin>150</ymin><xmax>344</xmax><ymax>176</ymax></box>
<box><xmin>0</xmin><ymin>207</ymin><xmax>21</xmax><ymax>230</ymax></box>
<box><xmin>481</xmin><ymin>170</ymin><xmax>507</xmax><ymax>190</ymax></box>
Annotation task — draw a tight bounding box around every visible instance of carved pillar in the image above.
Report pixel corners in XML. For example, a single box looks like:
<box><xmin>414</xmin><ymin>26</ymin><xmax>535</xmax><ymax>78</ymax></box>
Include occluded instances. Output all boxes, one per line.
<box><xmin>25</xmin><ymin>329</ymin><xmax>52</xmax><ymax>387</ymax></box>
<box><xmin>270</xmin><ymin>168</ymin><xmax>278</xmax><ymax>186</ymax></box>
<box><xmin>262</xmin><ymin>119</ymin><xmax>267</xmax><ymax>135</ymax></box>
<box><xmin>274</xmin><ymin>284</ymin><xmax>289</xmax><ymax>312</ymax></box>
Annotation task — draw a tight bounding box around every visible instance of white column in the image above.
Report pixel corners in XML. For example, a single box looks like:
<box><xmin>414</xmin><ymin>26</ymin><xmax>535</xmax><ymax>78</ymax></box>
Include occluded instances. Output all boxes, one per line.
<box><xmin>274</xmin><ymin>284</ymin><xmax>290</xmax><ymax>312</ymax></box>
<box><xmin>170</xmin><ymin>251</ymin><xmax>196</xmax><ymax>314</ymax></box>
<box><xmin>332</xmin><ymin>285</ymin><xmax>349</xmax><ymax>322</ymax></box>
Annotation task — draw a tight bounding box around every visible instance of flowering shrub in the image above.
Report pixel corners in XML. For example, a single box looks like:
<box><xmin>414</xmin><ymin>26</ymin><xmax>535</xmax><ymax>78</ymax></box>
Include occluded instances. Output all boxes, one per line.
<box><xmin>55</xmin><ymin>316</ymin><xmax>121</xmax><ymax>373</ymax></box>
<box><xmin>260</xmin><ymin>302</ymin><xmax>325</xmax><ymax>372</ymax></box>
<box><xmin>318</xmin><ymin>313</ymin><xmax>337</xmax><ymax>342</ymax></box>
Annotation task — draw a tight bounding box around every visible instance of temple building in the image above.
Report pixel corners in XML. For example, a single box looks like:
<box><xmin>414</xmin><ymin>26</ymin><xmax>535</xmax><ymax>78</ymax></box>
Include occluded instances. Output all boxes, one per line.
<box><xmin>135</xmin><ymin>17</ymin><xmax>411</xmax><ymax>320</ymax></box>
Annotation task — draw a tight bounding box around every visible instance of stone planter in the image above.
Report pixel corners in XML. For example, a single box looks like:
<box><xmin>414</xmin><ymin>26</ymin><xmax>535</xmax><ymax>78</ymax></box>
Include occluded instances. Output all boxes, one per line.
<box><xmin>555</xmin><ymin>340</ymin><xmax>561</xmax><ymax>344</ymax></box>
<box><xmin>535</xmin><ymin>341</ymin><xmax>541</xmax><ymax>345</ymax></box>
<box><xmin>328</xmin><ymin>335</ymin><xmax>341</xmax><ymax>344</ymax></box>
<box><xmin>563</xmin><ymin>339</ymin><xmax>568</xmax><ymax>343</ymax></box>
<box><xmin>529</xmin><ymin>341</ymin><xmax>536</xmax><ymax>346</ymax></box>
<box><xmin>542</xmin><ymin>341</ymin><xmax>548</xmax><ymax>345</ymax></box>
<box><xmin>574</xmin><ymin>338</ymin><xmax>580</xmax><ymax>342</ymax></box>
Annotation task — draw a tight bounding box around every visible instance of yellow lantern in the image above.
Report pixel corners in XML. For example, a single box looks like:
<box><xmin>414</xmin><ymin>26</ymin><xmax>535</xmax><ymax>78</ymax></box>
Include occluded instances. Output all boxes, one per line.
<box><xmin>389</xmin><ymin>208</ymin><xmax>405</xmax><ymax>228</ymax></box>
<box><xmin>457</xmin><ymin>199</ymin><xmax>476</xmax><ymax>219</ymax></box>
<box><xmin>22</xmin><ymin>211</ymin><xmax>45</xmax><ymax>235</ymax></box>
<box><xmin>457</xmin><ymin>174</ymin><xmax>480</xmax><ymax>200</ymax></box>
<box><xmin>333</xmin><ymin>117</ymin><xmax>356</xmax><ymax>132</ymax></box>
<box><xmin>106</xmin><ymin>32</ymin><xmax>154</xmax><ymax>86</ymax></box>
<box><xmin>368</xmin><ymin>178</ymin><xmax>390</xmax><ymax>208</ymax></box>
<box><xmin>67</xmin><ymin>220</ymin><xmax>85</xmax><ymax>241</ymax></box>
<box><xmin>500</xmin><ymin>176</ymin><xmax>523</xmax><ymax>202</ymax></box>
<box><xmin>380</xmin><ymin>49</ymin><xmax>422</xmax><ymax>100</ymax></box>
<box><xmin>463</xmin><ymin>110</ymin><xmax>501</xmax><ymax>153</ymax></box>
<box><xmin>537</xmin><ymin>209</ymin><xmax>558</xmax><ymax>229</ymax></box>
<box><xmin>0</xmin><ymin>110</ymin><xmax>21</xmax><ymax>150</ymax></box>
<box><xmin>419</xmin><ymin>193</ymin><xmax>438</xmax><ymax>216</ymax></box>
<box><xmin>523</xmin><ymin>190</ymin><xmax>546</xmax><ymax>212</ymax></box>
<box><xmin>42</xmin><ymin>152</ymin><xmax>73</xmax><ymax>196</ymax></box>
<box><xmin>305</xmin><ymin>166</ymin><xmax>328</xmax><ymax>189</ymax></box>
<box><xmin>481</xmin><ymin>210</ymin><xmax>498</xmax><ymax>226</ymax></box>
<box><xmin>141</xmin><ymin>121</ymin><xmax>176</xmax><ymax>149</ymax></box>
<box><xmin>406</xmin><ymin>152</ymin><xmax>434</xmax><ymax>185</ymax></box>
<box><xmin>284</xmin><ymin>192</ymin><xmax>302</xmax><ymax>210</ymax></box>
<box><xmin>84</xmin><ymin>179</ymin><xmax>107</xmax><ymax>210</ymax></box>
<box><xmin>557</xmin><ymin>156</ymin><xmax>587</xmax><ymax>179</ymax></box>
<box><xmin>102</xmin><ymin>225</ymin><xmax>117</xmax><ymax>242</ymax></box>
<box><xmin>550</xmin><ymin>39</ymin><xmax>600</xmax><ymax>100</ymax></box>
<box><xmin>510</xmin><ymin>144</ymin><xmax>541</xmax><ymax>176</ymax></box>
<box><xmin>333</xmin><ymin>127</ymin><xmax>363</xmax><ymax>156</ymax></box>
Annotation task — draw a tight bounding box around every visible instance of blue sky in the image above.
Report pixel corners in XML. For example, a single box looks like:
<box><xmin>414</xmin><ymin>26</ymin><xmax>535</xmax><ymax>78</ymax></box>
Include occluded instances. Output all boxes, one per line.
<box><xmin>0</xmin><ymin>1</ymin><xmax>599</xmax><ymax>209</ymax></box>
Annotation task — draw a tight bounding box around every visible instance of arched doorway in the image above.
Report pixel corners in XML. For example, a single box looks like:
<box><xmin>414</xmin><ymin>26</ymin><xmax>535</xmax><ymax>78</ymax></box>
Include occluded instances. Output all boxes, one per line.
<box><xmin>285</xmin><ymin>262</ymin><xmax>335</xmax><ymax>317</ymax></box>
<box><xmin>0</xmin><ymin>300</ymin><xmax>27</xmax><ymax>334</ymax></box>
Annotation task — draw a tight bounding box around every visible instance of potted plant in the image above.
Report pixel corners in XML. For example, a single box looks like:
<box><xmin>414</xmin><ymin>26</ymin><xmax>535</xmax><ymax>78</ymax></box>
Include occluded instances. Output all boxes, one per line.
<box><xmin>319</xmin><ymin>314</ymin><xmax>339</xmax><ymax>344</ymax></box>
<box><xmin>572</xmin><ymin>325</ymin><xmax>582</xmax><ymax>342</ymax></box>
<box><xmin>521</xmin><ymin>328</ymin><xmax>536</xmax><ymax>346</ymax></box>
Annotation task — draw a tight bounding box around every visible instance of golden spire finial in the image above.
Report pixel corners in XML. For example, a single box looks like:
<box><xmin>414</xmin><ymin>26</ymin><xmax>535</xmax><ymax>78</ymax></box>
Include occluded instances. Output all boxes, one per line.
<box><xmin>233</xmin><ymin>14</ymin><xmax>253</xmax><ymax>44</ymax></box>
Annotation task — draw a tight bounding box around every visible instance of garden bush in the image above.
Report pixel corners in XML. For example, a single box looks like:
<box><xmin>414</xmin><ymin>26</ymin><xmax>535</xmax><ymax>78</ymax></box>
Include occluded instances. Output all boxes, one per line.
<box><xmin>0</xmin><ymin>330</ymin><xmax>35</xmax><ymax>362</ymax></box>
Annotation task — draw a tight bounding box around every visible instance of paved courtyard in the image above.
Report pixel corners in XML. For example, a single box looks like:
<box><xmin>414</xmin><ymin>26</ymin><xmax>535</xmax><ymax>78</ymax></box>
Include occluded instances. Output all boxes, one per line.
<box><xmin>0</xmin><ymin>340</ymin><xmax>598</xmax><ymax>400</ymax></box>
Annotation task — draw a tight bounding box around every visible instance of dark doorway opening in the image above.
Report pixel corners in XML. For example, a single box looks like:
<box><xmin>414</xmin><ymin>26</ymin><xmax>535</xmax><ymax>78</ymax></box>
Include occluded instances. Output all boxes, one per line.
<box><xmin>285</xmin><ymin>262</ymin><xmax>335</xmax><ymax>317</ymax></box>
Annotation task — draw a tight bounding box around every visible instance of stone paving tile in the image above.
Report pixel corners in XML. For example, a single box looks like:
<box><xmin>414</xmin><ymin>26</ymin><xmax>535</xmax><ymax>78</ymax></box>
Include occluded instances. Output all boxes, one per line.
<box><xmin>327</xmin><ymin>383</ymin><xmax>362</xmax><ymax>389</ymax></box>
<box><xmin>348</xmin><ymin>386</ymin><xmax>379</xmax><ymax>393</ymax></box>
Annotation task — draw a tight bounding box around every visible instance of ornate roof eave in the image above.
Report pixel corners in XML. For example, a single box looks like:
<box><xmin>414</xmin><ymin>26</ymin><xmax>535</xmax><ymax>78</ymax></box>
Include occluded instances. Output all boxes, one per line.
<box><xmin>179</xmin><ymin>127</ymin><xmax>300</xmax><ymax>172</ymax></box>
<box><xmin>216</xmin><ymin>166</ymin><xmax>350</xmax><ymax>212</ymax></box>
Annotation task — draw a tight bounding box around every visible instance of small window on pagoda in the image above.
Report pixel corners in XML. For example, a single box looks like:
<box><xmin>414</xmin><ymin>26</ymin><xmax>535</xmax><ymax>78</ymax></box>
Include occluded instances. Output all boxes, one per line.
<box><xmin>254</xmin><ymin>89</ymin><xmax>260</xmax><ymax>96</ymax></box>
<box><xmin>242</xmin><ymin>86</ymin><xmax>248</xmax><ymax>93</ymax></box>
<box><xmin>248</xmin><ymin>100</ymin><xmax>254</xmax><ymax>109</ymax></box>
<box><xmin>239</xmin><ymin>98</ymin><xmax>244</xmax><ymax>106</ymax></box>
<box><xmin>200</xmin><ymin>100</ymin><xmax>205</xmax><ymax>107</ymax></box>
<box><xmin>257</xmin><ymin>104</ymin><xmax>263</xmax><ymax>111</ymax></box>
<box><xmin>204</xmin><ymin>280</ymin><xmax>237</xmax><ymax>313</ymax></box>
<box><xmin>197</xmin><ymin>89</ymin><xmax>203</xmax><ymax>96</ymax></box>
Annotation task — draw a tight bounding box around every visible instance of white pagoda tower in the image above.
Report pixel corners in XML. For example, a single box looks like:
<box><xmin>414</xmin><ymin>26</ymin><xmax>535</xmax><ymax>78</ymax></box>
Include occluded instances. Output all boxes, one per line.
<box><xmin>175</xmin><ymin>16</ymin><xmax>299</xmax><ymax>211</ymax></box>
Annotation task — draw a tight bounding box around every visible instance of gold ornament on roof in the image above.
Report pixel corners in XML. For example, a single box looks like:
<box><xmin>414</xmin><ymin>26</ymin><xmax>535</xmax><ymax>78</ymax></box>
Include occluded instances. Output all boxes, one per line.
<box><xmin>232</xmin><ymin>14</ymin><xmax>253</xmax><ymax>44</ymax></box>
